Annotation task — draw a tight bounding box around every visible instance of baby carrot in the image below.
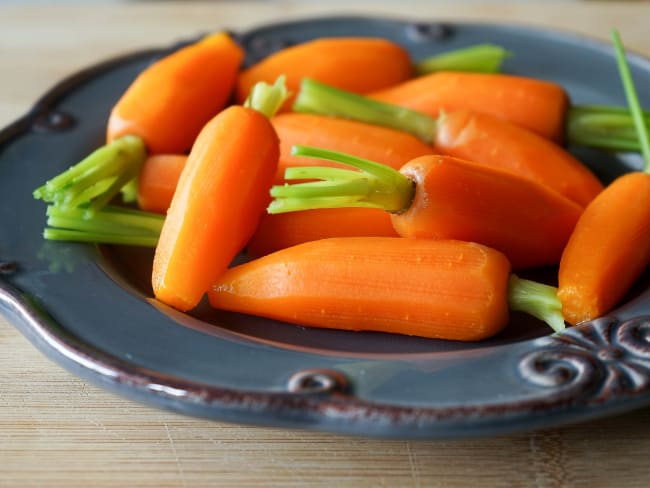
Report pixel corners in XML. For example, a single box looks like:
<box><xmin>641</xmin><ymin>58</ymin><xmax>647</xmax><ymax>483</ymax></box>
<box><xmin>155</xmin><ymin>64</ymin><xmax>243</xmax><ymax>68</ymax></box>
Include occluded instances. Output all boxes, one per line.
<box><xmin>33</xmin><ymin>32</ymin><xmax>243</xmax><ymax>217</ymax></box>
<box><xmin>269</xmin><ymin>147</ymin><xmax>583</xmax><ymax>269</ymax></box>
<box><xmin>293</xmin><ymin>79</ymin><xmax>604</xmax><ymax>207</ymax></box>
<box><xmin>271</xmin><ymin>112</ymin><xmax>434</xmax><ymax>182</ymax></box>
<box><xmin>209</xmin><ymin>237</ymin><xmax>565</xmax><ymax>341</ymax></box>
<box><xmin>246</xmin><ymin>208</ymin><xmax>397</xmax><ymax>258</ymax></box>
<box><xmin>237</xmin><ymin>39</ymin><xmax>509</xmax><ymax>110</ymax></box>
<box><xmin>235</xmin><ymin>37</ymin><xmax>413</xmax><ymax>109</ymax></box>
<box><xmin>128</xmin><ymin>113</ymin><xmax>430</xmax><ymax>253</ymax></box>
<box><xmin>433</xmin><ymin>110</ymin><xmax>604</xmax><ymax>207</ymax></box>
<box><xmin>108</xmin><ymin>32</ymin><xmax>244</xmax><ymax>154</ymax></box>
<box><xmin>370</xmin><ymin>71</ymin><xmax>650</xmax><ymax>149</ymax></box>
<box><xmin>558</xmin><ymin>30</ymin><xmax>650</xmax><ymax>325</ymax></box>
<box><xmin>152</xmin><ymin>78</ymin><xmax>288</xmax><ymax>311</ymax></box>
<box><xmin>370</xmin><ymin>72</ymin><xmax>569</xmax><ymax>143</ymax></box>
<box><xmin>136</xmin><ymin>154</ymin><xmax>187</xmax><ymax>214</ymax></box>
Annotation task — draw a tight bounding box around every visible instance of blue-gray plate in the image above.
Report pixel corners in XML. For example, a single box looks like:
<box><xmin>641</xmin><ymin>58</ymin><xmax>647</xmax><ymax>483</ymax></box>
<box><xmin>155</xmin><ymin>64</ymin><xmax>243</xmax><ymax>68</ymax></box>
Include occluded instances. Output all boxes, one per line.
<box><xmin>1</xmin><ymin>16</ymin><xmax>650</xmax><ymax>439</ymax></box>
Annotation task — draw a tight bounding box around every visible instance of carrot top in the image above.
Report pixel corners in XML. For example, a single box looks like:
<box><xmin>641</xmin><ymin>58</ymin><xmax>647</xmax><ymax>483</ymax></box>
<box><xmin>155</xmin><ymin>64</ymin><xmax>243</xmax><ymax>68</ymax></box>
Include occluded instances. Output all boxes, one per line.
<box><xmin>269</xmin><ymin>146</ymin><xmax>415</xmax><ymax>214</ymax></box>
<box><xmin>611</xmin><ymin>29</ymin><xmax>650</xmax><ymax>167</ymax></box>
<box><xmin>414</xmin><ymin>43</ymin><xmax>511</xmax><ymax>74</ymax></box>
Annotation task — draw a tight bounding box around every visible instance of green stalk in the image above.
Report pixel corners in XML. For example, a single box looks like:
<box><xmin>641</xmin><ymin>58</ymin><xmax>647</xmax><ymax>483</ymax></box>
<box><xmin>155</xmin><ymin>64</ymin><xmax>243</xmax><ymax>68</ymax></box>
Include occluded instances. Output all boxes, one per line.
<box><xmin>267</xmin><ymin>145</ymin><xmax>414</xmax><ymax>215</ymax></box>
<box><xmin>244</xmin><ymin>75</ymin><xmax>291</xmax><ymax>117</ymax></box>
<box><xmin>566</xmin><ymin>105</ymin><xmax>650</xmax><ymax>152</ymax></box>
<box><xmin>33</xmin><ymin>134</ymin><xmax>146</xmax><ymax>215</ymax></box>
<box><xmin>415</xmin><ymin>43</ymin><xmax>512</xmax><ymax>75</ymax></box>
<box><xmin>507</xmin><ymin>275</ymin><xmax>565</xmax><ymax>333</ymax></box>
<box><xmin>43</xmin><ymin>204</ymin><xmax>164</xmax><ymax>247</ymax></box>
<box><xmin>611</xmin><ymin>29</ymin><xmax>650</xmax><ymax>168</ymax></box>
<box><xmin>292</xmin><ymin>78</ymin><xmax>438</xmax><ymax>144</ymax></box>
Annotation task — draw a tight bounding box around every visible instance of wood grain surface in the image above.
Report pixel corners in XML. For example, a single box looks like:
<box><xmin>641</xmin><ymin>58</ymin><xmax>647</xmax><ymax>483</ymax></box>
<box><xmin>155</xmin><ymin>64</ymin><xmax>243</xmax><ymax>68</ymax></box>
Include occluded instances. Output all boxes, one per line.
<box><xmin>1</xmin><ymin>2</ymin><xmax>650</xmax><ymax>487</ymax></box>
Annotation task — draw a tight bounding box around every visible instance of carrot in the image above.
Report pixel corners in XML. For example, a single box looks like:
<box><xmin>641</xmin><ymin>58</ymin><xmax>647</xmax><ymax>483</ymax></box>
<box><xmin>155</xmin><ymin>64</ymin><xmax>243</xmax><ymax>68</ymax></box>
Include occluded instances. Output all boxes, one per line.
<box><xmin>209</xmin><ymin>237</ymin><xmax>565</xmax><ymax>341</ymax></box>
<box><xmin>433</xmin><ymin>110</ymin><xmax>604</xmax><ymax>207</ymax></box>
<box><xmin>293</xmin><ymin>79</ymin><xmax>604</xmax><ymax>207</ymax></box>
<box><xmin>269</xmin><ymin>147</ymin><xmax>583</xmax><ymax>269</ymax></box>
<box><xmin>124</xmin><ymin>114</ymin><xmax>428</xmax><ymax>254</ymax></box>
<box><xmin>370</xmin><ymin>72</ymin><xmax>569</xmax><ymax>143</ymax></box>
<box><xmin>137</xmin><ymin>154</ymin><xmax>187</xmax><ymax>214</ymax></box>
<box><xmin>151</xmin><ymin>78</ymin><xmax>288</xmax><ymax>311</ymax></box>
<box><xmin>235</xmin><ymin>37</ymin><xmax>413</xmax><ymax>109</ymax></box>
<box><xmin>108</xmin><ymin>32</ymin><xmax>244</xmax><ymax>154</ymax></box>
<box><xmin>246</xmin><ymin>208</ymin><xmax>398</xmax><ymax>258</ymax></box>
<box><xmin>272</xmin><ymin>112</ymin><xmax>434</xmax><ymax>181</ymax></box>
<box><xmin>236</xmin><ymin>40</ymin><xmax>510</xmax><ymax>111</ymax></box>
<box><xmin>33</xmin><ymin>32</ymin><xmax>243</xmax><ymax>216</ymax></box>
<box><xmin>558</xmin><ymin>30</ymin><xmax>650</xmax><ymax>325</ymax></box>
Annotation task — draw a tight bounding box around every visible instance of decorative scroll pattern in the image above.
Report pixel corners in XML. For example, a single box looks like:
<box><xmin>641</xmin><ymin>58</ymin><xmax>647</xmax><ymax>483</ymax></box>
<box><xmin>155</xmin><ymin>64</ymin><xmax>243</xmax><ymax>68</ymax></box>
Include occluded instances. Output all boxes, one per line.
<box><xmin>519</xmin><ymin>317</ymin><xmax>650</xmax><ymax>402</ymax></box>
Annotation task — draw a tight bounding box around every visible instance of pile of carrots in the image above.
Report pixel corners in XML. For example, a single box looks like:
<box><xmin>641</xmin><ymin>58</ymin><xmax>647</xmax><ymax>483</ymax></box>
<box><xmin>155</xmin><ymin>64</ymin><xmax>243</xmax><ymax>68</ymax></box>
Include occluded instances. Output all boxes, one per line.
<box><xmin>32</xmin><ymin>29</ymin><xmax>650</xmax><ymax>342</ymax></box>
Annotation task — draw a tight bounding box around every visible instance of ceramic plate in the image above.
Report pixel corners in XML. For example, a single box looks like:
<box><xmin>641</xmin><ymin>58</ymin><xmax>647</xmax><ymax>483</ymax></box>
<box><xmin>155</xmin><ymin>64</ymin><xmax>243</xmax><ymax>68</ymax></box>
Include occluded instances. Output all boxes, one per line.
<box><xmin>2</xmin><ymin>16</ymin><xmax>650</xmax><ymax>439</ymax></box>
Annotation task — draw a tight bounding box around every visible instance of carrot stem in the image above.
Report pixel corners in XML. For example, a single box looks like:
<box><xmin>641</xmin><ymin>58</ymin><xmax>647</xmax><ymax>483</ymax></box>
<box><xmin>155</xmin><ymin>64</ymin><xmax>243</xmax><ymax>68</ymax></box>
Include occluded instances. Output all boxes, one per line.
<box><xmin>611</xmin><ymin>29</ymin><xmax>650</xmax><ymax>168</ymax></box>
<box><xmin>267</xmin><ymin>145</ymin><xmax>414</xmax><ymax>214</ymax></box>
<box><xmin>507</xmin><ymin>275</ymin><xmax>565</xmax><ymax>333</ymax></box>
<box><xmin>43</xmin><ymin>204</ymin><xmax>163</xmax><ymax>246</ymax></box>
<box><xmin>33</xmin><ymin>135</ymin><xmax>146</xmax><ymax>215</ymax></box>
<box><xmin>292</xmin><ymin>78</ymin><xmax>438</xmax><ymax>144</ymax></box>
<box><xmin>244</xmin><ymin>75</ymin><xmax>291</xmax><ymax>118</ymax></box>
<box><xmin>414</xmin><ymin>43</ymin><xmax>511</xmax><ymax>75</ymax></box>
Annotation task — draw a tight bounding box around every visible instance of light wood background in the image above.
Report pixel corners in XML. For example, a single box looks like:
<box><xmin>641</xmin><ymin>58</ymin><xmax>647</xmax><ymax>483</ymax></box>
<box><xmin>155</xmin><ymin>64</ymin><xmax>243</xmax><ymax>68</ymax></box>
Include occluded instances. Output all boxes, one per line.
<box><xmin>2</xmin><ymin>2</ymin><xmax>650</xmax><ymax>487</ymax></box>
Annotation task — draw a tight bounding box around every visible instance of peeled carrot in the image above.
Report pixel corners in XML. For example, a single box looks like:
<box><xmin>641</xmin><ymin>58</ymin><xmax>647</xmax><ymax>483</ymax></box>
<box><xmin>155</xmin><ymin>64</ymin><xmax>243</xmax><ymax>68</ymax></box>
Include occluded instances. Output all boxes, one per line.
<box><xmin>271</xmin><ymin>112</ymin><xmax>433</xmax><ymax>181</ymax></box>
<box><xmin>558</xmin><ymin>172</ymin><xmax>650</xmax><ymax>325</ymax></box>
<box><xmin>558</xmin><ymin>31</ymin><xmax>650</xmax><ymax>325</ymax></box>
<box><xmin>235</xmin><ymin>37</ymin><xmax>413</xmax><ymax>109</ymax></box>
<box><xmin>293</xmin><ymin>79</ymin><xmax>604</xmax><ymax>208</ymax></box>
<box><xmin>371</xmin><ymin>72</ymin><xmax>570</xmax><ymax>143</ymax></box>
<box><xmin>433</xmin><ymin>110</ymin><xmax>604</xmax><ymax>207</ymax></box>
<box><xmin>152</xmin><ymin>79</ymin><xmax>287</xmax><ymax>311</ymax></box>
<box><xmin>211</xmin><ymin>237</ymin><xmax>567</xmax><ymax>340</ymax></box>
<box><xmin>246</xmin><ymin>208</ymin><xmax>398</xmax><ymax>258</ymax></box>
<box><xmin>211</xmin><ymin>237</ymin><xmax>513</xmax><ymax>341</ymax></box>
<box><xmin>269</xmin><ymin>147</ymin><xmax>583</xmax><ymax>269</ymax></box>
<box><xmin>137</xmin><ymin>154</ymin><xmax>187</xmax><ymax>214</ymax></box>
<box><xmin>108</xmin><ymin>32</ymin><xmax>244</xmax><ymax>154</ymax></box>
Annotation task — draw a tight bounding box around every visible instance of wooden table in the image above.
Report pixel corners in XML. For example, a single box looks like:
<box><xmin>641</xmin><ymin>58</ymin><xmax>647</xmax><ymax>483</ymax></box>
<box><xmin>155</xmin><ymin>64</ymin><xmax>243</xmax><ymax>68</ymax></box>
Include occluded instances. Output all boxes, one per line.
<box><xmin>1</xmin><ymin>2</ymin><xmax>649</xmax><ymax>486</ymax></box>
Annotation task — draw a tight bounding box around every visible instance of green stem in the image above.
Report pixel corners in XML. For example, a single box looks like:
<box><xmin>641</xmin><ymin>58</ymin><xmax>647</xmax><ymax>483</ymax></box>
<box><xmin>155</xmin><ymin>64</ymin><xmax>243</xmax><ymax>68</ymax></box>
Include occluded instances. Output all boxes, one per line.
<box><xmin>292</xmin><ymin>78</ymin><xmax>438</xmax><ymax>144</ymax></box>
<box><xmin>611</xmin><ymin>29</ymin><xmax>650</xmax><ymax>169</ymax></box>
<box><xmin>414</xmin><ymin>43</ymin><xmax>512</xmax><ymax>75</ymax></box>
<box><xmin>43</xmin><ymin>204</ymin><xmax>164</xmax><ymax>247</ymax></box>
<box><xmin>567</xmin><ymin>104</ymin><xmax>650</xmax><ymax>152</ymax></box>
<box><xmin>267</xmin><ymin>146</ymin><xmax>414</xmax><ymax>214</ymax></box>
<box><xmin>244</xmin><ymin>75</ymin><xmax>291</xmax><ymax>118</ymax></box>
<box><xmin>507</xmin><ymin>275</ymin><xmax>565</xmax><ymax>333</ymax></box>
<box><xmin>33</xmin><ymin>134</ymin><xmax>146</xmax><ymax>215</ymax></box>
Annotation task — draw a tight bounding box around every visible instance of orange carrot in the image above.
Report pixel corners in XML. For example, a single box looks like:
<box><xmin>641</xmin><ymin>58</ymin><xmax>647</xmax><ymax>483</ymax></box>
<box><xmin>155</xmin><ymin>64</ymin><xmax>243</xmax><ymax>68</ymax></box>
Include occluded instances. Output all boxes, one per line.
<box><xmin>293</xmin><ymin>79</ymin><xmax>604</xmax><ymax>207</ymax></box>
<box><xmin>558</xmin><ymin>172</ymin><xmax>650</xmax><ymax>325</ymax></box>
<box><xmin>137</xmin><ymin>154</ymin><xmax>187</xmax><ymax>214</ymax></box>
<box><xmin>269</xmin><ymin>148</ymin><xmax>583</xmax><ymax>269</ymax></box>
<box><xmin>236</xmin><ymin>37</ymin><xmax>412</xmax><ymax>109</ymax></box>
<box><xmin>130</xmin><ymin>113</ymin><xmax>429</xmax><ymax>253</ymax></box>
<box><xmin>246</xmin><ymin>208</ymin><xmax>398</xmax><ymax>257</ymax></box>
<box><xmin>370</xmin><ymin>72</ymin><xmax>570</xmax><ymax>143</ymax></box>
<box><xmin>271</xmin><ymin>112</ymin><xmax>433</xmax><ymax>181</ymax></box>
<box><xmin>152</xmin><ymin>79</ymin><xmax>288</xmax><ymax>311</ymax></box>
<box><xmin>210</xmin><ymin>237</ymin><xmax>513</xmax><ymax>341</ymax></box>
<box><xmin>433</xmin><ymin>110</ymin><xmax>603</xmax><ymax>207</ymax></box>
<box><xmin>108</xmin><ymin>32</ymin><xmax>244</xmax><ymax>154</ymax></box>
<box><xmin>557</xmin><ymin>30</ymin><xmax>650</xmax><ymax>325</ymax></box>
